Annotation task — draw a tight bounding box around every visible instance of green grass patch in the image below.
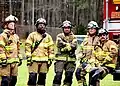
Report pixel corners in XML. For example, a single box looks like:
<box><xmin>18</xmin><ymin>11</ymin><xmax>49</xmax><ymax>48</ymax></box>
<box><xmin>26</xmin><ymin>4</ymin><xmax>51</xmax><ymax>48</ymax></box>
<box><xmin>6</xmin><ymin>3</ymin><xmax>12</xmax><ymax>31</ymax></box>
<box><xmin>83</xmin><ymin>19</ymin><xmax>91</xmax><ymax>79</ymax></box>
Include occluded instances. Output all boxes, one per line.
<box><xmin>16</xmin><ymin>60</ymin><xmax>120</xmax><ymax>86</ymax></box>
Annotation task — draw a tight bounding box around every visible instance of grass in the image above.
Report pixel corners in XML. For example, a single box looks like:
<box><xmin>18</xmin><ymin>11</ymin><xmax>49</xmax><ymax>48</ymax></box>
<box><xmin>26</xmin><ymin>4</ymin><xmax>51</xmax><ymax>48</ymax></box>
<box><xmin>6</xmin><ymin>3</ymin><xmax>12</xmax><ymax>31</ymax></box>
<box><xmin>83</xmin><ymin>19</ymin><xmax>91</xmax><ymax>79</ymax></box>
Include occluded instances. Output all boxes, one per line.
<box><xmin>16</xmin><ymin>60</ymin><xmax>120</xmax><ymax>86</ymax></box>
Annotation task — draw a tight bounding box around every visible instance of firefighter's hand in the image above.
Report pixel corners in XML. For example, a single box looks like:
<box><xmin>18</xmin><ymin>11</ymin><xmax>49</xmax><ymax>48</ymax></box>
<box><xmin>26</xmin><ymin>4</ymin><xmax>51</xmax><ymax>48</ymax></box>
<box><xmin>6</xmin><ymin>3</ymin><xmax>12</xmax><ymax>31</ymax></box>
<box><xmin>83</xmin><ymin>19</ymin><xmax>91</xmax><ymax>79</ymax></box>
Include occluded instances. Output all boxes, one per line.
<box><xmin>102</xmin><ymin>56</ymin><xmax>112</xmax><ymax>65</ymax></box>
<box><xmin>61</xmin><ymin>47</ymin><xmax>68</xmax><ymax>52</ymax></box>
<box><xmin>105</xmin><ymin>56</ymin><xmax>112</xmax><ymax>61</ymax></box>
<box><xmin>66</xmin><ymin>43</ymin><xmax>71</xmax><ymax>51</ymax></box>
<box><xmin>84</xmin><ymin>63</ymin><xmax>92</xmax><ymax>72</ymax></box>
<box><xmin>48</xmin><ymin>59</ymin><xmax>53</xmax><ymax>67</ymax></box>
<box><xmin>1</xmin><ymin>59</ymin><xmax>7</xmax><ymax>67</ymax></box>
<box><xmin>18</xmin><ymin>59</ymin><xmax>22</xmax><ymax>66</ymax></box>
<box><xmin>94</xmin><ymin>60</ymin><xmax>101</xmax><ymax>67</ymax></box>
<box><xmin>82</xmin><ymin>62</ymin><xmax>88</xmax><ymax>68</ymax></box>
<box><xmin>27</xmin><ymin>56</ymin><xmax>32</xmax><ymax>66</ymax></box>
<box><xmin>80</xmin><ymin>57</ymin><xmax>88</xmax><ymax>63</ymax></box>
<box><xmin>61</xmin><ymin>45</ymin><xmax>71</xmax><ymax>52</ymax></box>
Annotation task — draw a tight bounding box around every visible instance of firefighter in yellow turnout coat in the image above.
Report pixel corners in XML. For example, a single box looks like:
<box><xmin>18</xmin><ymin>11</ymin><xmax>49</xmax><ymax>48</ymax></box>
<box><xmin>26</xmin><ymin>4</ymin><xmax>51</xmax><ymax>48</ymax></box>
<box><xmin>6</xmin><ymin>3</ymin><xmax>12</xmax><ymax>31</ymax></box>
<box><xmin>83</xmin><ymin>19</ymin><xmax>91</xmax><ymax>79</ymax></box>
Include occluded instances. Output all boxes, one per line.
<box><xmin>53</xmin><ymin>20</ymin><xmax>77</xmax><ymax>86</ymax></box>
<box><xmin>25</xmin><ymin>18</ymin><xmax>54</xmax><ymax>86</ymax></box>
<box><xmin>75</xmin><ymin>21</ymin><xmax>100</xmax><ymax>86</ymax></box>
<box><xmin>89</xmin><ymin>28</ymin><xmax>118</xmax><ymax>86</ymax></box>
<box><xmin>0</xmin><ymin>15</ymin><xmax>22</xmax><ymax>86</ymax></box>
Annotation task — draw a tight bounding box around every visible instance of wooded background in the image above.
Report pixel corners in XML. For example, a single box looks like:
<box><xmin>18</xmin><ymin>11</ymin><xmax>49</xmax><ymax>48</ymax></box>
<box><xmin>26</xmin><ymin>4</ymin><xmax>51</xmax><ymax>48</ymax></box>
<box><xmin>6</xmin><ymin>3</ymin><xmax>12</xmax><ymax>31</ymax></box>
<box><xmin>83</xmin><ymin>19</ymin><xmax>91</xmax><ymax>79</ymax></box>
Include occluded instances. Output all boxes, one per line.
<box><xmin>0</xmin><ymin>0</ymin><xmax>103</xmax><ymax>38</ymax></box>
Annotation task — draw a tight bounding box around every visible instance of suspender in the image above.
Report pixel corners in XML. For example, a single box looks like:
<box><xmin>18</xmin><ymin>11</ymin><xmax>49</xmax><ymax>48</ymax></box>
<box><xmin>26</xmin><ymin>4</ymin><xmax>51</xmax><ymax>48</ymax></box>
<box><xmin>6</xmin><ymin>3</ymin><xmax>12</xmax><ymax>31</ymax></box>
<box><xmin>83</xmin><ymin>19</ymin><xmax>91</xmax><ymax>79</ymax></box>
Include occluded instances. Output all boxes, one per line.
<box><xmin>31</xmin><ymin>34</ymin><xmax>46</xmax><ymax>53</ymax></box>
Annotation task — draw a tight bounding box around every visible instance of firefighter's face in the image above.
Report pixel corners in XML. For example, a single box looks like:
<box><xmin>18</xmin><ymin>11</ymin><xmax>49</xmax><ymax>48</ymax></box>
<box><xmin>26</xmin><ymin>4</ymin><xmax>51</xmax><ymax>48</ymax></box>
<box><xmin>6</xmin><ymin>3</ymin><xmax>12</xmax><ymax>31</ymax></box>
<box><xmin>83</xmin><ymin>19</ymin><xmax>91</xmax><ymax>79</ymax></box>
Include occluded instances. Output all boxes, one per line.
<box><xmin>37</xmin><ymin>23</ymin><xmax>45</xmax><ymax>29</ymax></box>
<box><xmin>99</xmin><ymin>33</ymin><xmax>107</xmax><ymax>42</ymax></box>
<box><xmin>88</xmin><ymin>28</ymin><xmax>96</xmax><ymax>35</ymax></box>
<box><xmin>37</xmin><ymin>23</ymin><xmax>46</xmax><ymax>34</ymax></box>
<box><xmin>7</xmin><ymin>22</ymin><xmax>15</xmax><ymax>34</ymax></box>
<box><xmin>63</xmin><ymin>27</ymin><xmax>71</xmax><ymax>34</ymax></box>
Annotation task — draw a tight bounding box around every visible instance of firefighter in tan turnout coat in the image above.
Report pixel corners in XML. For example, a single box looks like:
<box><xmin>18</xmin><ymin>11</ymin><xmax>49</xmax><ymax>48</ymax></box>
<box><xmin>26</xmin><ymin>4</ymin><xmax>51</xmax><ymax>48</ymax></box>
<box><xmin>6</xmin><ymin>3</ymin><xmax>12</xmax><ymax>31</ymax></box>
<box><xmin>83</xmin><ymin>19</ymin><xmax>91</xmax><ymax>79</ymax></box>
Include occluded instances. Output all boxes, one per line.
<box><xmin>0</xmin><ymin>15</ymin><xmax>22</xmax><ymax>86</ymax></box>
<box><xmin>75</xmin><ymin>21</ymin><xmax>100</xmax><ymax>86</ymax></box>
<box><xmin>25</xmin><ymin>18</ymin><xmax>54</xmax><ymax>86</ymax></box>
<box><xmin>53</xmin><ymin>20</ymin><xmax>77</xmax><ymax>86</ymax></box>
<box><xmin>89</xmin><ymin>28</ymin><xmax>118</xmax><ymax>86</ymax></box>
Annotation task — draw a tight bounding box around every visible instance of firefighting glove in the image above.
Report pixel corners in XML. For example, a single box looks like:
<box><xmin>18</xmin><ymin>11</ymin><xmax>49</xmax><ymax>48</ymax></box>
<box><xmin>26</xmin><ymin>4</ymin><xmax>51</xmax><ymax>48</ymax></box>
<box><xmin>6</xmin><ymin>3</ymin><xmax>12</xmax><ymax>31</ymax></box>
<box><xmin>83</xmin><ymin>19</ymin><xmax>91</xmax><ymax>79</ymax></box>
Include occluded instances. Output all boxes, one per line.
<box><xmin>83</xmin><ymin>63</ymin><xmax>92</xmax><ymax>73</ymax></box>
<box><xmin>105</xmin><ymin>56</ymin><xmax>112</xmax><ymax>61</ymax></box>
<box><xmin>48</xmin><ymin>59</ymin><xmax>52</xmax><ymax>68</ymax></box>
<box><xmin>61</xmin><ymin>43</ymin><xmax>71</xmax><ymax>52</ymax></box>
<box><xmin>1</xmin><ymin>59</ymin><xmax>7</xmax><ymax>67</ymax></box>
<box><xmin>82</xmin><ymin>62</ymin><xmax>88</xmax><ymax>69</ymax></box>
<box><xmin>102</xmin><ymin>56</ymin><xmax>112</xmax><ymax>65</ymax></box>
<box><xmin>0</xmin><ymin>60</ymin><xmax>2</xmax><ymax>65</ymax></box>
<box><xmin>80</xmin><ymin>57</ymin><xmax>88</xmax><ymax>63</ymax></box>
<box><xmin>48</xmin><ymin>54</ymin><xmax>55</xmax><ymax>67</ymax></box>
<box><xmin>65</xmin><ymin>43</ymin><xmax>72</xmax><ymax>51</ymax></box>
<box><xmin>61</xmin><ymin>47</ymin><xmax>68</xmax><ymax>52</ymax></box>
<box><xmin>18</xmin><ymin>58</ymin><xmax>22</xmax><ymax>66</ymax></box>
<box><xmin>27</xmin><ymin>56</ymin><xmax>32</xmax><ymax>66</ymax></box>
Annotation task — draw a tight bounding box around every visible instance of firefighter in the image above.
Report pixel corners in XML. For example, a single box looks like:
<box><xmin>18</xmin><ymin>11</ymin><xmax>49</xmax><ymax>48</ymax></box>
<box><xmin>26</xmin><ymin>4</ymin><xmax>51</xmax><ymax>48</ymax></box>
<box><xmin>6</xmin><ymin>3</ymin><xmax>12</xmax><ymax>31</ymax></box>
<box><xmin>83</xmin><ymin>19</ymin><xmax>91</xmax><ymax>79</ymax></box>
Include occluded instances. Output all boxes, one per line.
<box><xmin>75</xmin><ymin>21</ymin><xmax>100</xmax><ymax>86</ymax></box>
<box><xmin>52</xmin><ymin>20</ymin><xmax>77</xmax><ymax>86</ymax></box>
<box><xmin>0</xmin><ymin>15</ymin><xmax>22</xmax><ymax>86</ymax></box>
<box><xmin>25</xmin><ymin>18</ymin><xmax>54</xmax><ymax>86</ymax></box>
<box><xmin>89</xmin><ymin>28</ymin><xmax>118</xmax><ymax>86</ymax></box>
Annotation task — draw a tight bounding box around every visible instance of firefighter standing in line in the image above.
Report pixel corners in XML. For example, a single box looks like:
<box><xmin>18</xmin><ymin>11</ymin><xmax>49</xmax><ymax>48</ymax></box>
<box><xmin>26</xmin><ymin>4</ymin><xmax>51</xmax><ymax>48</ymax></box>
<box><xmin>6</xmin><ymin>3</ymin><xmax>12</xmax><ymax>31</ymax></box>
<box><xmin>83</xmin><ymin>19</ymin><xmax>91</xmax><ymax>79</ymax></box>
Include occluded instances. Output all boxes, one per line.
<box><xmin>75</xmin><ymin>21</ymin><xmax>100</xmax><ymax>86</ymax></box>
<box><xmin>0</xmin><ymin>15</ymin><xmax>22</xmax><ymax>86</ymax></box>
<box><xmin>52</xmin><ymin>20</ymin><xmax>77</xmax><ymax>86</ymax></box>
<box><xmin>89</xmin><ymin>28</ymin><xmax>118</xmax><ymax>86</ymax></box>
<box><xmin>25</xmin><ymin>18</ymin><xmax>54</xmax><ymax>86</ymax></box>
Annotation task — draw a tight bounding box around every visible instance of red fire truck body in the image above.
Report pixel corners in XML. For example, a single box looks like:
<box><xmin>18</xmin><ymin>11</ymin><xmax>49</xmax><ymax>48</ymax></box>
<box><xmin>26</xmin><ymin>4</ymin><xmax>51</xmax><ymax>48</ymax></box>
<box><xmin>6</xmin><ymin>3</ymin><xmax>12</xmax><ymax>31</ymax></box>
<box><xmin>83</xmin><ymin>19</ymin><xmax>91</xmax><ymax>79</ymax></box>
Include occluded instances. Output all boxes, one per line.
<box><xmin>103</xmin><ymin>0</ymin><xmax>120</xmax><ymax>44</ymax></box>
<box><xmin>104</xmin><ymin>0</ymin><xmax>120</xmax><ymax>81</ymax></box>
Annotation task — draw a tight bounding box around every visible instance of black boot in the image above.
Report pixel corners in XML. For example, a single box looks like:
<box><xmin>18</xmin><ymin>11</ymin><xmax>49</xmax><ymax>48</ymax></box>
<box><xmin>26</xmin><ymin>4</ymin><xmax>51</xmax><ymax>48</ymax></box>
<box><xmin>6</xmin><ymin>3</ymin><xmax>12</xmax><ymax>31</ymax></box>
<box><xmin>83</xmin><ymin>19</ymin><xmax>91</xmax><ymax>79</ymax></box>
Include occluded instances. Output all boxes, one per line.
<box><xmin>1</xmin><ymin>76</ymin><xmax>10</xmax><ymax>86</ymax></box>
<box><xmin>9</xmin><ymin>76</ymin><xmax>17</xmax><ymax>86</ymax></box>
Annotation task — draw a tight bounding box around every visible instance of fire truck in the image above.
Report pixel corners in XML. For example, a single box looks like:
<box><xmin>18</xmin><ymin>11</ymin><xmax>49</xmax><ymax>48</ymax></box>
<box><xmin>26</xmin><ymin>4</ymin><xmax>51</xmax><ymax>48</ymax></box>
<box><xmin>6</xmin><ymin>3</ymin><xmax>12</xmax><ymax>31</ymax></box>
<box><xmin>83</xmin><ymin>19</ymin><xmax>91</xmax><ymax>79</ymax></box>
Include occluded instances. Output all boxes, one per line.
<box><xmin>103</xmin><ymin>0</ymin><xmax>120</xmax><ymax>80</ymax></box>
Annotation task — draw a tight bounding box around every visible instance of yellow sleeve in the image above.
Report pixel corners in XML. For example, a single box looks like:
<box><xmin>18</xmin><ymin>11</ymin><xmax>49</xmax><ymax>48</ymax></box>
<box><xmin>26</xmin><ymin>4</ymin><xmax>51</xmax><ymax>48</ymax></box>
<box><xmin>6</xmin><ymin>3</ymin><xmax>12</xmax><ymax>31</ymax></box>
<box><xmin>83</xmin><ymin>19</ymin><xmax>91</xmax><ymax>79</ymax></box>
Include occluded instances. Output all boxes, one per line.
<box><xmin>56</xmin><ymin>34</ymin><xmax>66</xmax><ymax>48</ymax></box>
<box><xmin>70</xmin><ymin>36</ymin><xmax>77</xmax><ymax>49</ymax></box>
<box><xmin>48</xmin><ymin>35</ymin><xmax>54</xmax><ymax>59</ymax></box>
<box><xmin>0</xmin><ymin>35</ymin><xmax>6</xmax><ymax>59</ymax></box>
<box><xmin>80</xmin><ymin>37</ymin><xmax>88</xmax><ymax>50</ymax></box>
<box><xmin>109</xmin><ymin>41</ymin><xmax>118</xmax><ymax>64</ymax></box>
<box><xmin>17</xmin><ymin>35</ymin><xmax>22</xmax><ymax>59</ymax></box>
<box><xmin>109</xmin><ymin>41</ymin><xmax>118</xmax><ymax>58</ymax></box>
<box><xmin>25</xmin><ymin>33</ymin><xmax>33</xmax><ymax>57</ymax></box>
